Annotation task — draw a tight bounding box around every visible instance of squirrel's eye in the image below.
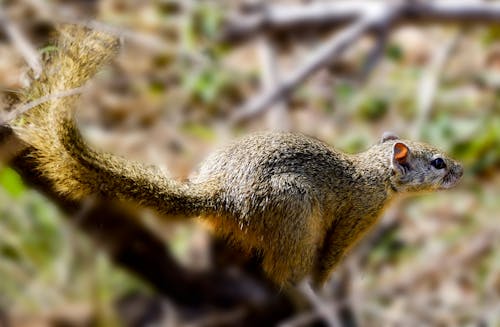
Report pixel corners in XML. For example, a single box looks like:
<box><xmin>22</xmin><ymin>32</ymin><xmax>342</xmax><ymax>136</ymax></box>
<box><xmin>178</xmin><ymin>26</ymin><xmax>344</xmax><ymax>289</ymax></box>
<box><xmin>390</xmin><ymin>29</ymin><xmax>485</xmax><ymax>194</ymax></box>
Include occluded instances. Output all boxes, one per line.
<box><xmin>431</xmin><ymin>158</ymin><xmax>446</xmax><ymax>169</ymax></box>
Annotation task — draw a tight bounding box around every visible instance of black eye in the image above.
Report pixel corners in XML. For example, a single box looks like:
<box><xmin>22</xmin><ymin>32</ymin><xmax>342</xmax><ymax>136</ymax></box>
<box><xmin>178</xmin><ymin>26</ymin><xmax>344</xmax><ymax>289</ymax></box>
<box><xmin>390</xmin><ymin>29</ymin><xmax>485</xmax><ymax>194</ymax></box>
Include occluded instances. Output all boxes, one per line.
<box><xmin>431</xmin><ymin>158</ymin><xmax>446</xmax><ymax>169</ymax></box>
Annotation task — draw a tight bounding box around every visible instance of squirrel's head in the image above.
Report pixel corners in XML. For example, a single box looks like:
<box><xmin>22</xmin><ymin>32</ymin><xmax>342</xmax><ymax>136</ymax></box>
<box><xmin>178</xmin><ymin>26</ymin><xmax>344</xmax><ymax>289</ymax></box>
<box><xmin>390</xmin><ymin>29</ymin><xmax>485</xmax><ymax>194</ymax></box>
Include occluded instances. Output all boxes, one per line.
<box><xmin>380</xmin><ymin>132</ymin><xmax>463</xmax><ymax>193</ymax></box>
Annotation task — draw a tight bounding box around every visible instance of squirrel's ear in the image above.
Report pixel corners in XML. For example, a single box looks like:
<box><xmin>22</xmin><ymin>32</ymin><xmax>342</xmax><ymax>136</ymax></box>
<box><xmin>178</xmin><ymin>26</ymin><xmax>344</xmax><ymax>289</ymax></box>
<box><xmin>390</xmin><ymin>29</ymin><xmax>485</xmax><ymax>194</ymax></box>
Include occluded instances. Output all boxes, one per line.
<box><xmin>381</xmin><ymin>131</ymin><xmax>399</xmax><ymax>143</ymax></box>
<box><xmin>392</xmin><ymin>142</ymin><xmax>409</xmax><ymax>166</ymax></box>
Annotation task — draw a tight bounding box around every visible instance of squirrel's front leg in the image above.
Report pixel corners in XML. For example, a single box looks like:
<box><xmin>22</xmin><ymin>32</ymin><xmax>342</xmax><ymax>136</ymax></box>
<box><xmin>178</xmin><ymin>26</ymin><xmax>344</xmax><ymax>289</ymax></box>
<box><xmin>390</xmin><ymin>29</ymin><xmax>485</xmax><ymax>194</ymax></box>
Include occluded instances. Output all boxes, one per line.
<box><xmin>312</xmin><ymin>238</ymin><xmax>346</xmax><ymax>287</ymax></box>
<box><xmin>312</xmin><ymin>215</ymin><xmax>374</xmax><ymax>287</ymax></box>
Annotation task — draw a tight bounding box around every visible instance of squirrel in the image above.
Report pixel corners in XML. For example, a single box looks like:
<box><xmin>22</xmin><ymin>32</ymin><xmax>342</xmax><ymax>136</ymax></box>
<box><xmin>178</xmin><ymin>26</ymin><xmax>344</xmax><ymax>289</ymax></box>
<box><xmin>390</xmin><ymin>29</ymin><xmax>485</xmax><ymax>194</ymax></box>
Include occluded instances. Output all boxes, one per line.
<box><xmin>11</xmin><ymin>26</ymin><xmax>463</xmax><ymax>288</ymax></box>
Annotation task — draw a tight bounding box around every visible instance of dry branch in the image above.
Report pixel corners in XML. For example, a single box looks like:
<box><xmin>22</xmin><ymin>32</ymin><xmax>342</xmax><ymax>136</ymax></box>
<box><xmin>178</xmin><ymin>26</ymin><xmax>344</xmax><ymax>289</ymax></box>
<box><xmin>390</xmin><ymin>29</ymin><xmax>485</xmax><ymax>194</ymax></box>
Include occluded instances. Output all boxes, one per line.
<box><xmin>227</xmin><ymin>0</ymin><xmax>500</xmax><ymax>123</ymax></box>
<box><xmin>222</xmin><ymin>0</ymin><xmax>500</xmax><ymax>43</ymax></box>
<box><xmin>357</xmin><ymin>27</ymin><xmax>389</xmax><ymax>81</ymax></box>
<box><xmin>412</xmin><ymin>30</ymin><xmax>462</xmax><ymax>138</ymax></box>
<box><xmin>230</xmin><ymin>6</ymin><xmax>399</xmax><ymax>123</ymax></box>
<box><xmin>298</xmin><ymin>281</ymin><xmax>341</xmax><ymax>327</ymax></box>
<box><xmin>0</xmin><ymin>9</ymin><xmax>42</xmax><ymax>78</ymax></box>
<box><xmin>257</xmin><ymin>35</ymin><xmax>291</xmax><ymax>130</ymax></box>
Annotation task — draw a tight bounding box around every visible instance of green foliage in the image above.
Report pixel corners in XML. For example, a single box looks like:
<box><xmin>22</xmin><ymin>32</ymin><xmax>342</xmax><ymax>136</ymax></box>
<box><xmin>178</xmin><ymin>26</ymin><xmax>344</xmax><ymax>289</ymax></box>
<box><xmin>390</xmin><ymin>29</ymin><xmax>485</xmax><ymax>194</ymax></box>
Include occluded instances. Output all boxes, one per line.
<box><xmin>0</xmin><ymin>174</ymin><xmax>146</xmax><ymax>318</ymax></box>
<box><xmin>369</xmin><ymin>229</ymin><xmax>414</xmax><ymax>267</ymax></box>
<box><xmin>386</xmin><ymin>43</ymin><xmax>404</xmax><ymax>62</ymax></box>
<box><xmin>181</xmin><ymin>3</ymin><xmax>224</xmax><ymax>49</ymax></box>
<box><xmin>39</xmin><ymin>45</ymin><xmax>58</xmax><ymax>55</ymax></box>
<box><xmin>183</xmin><ymin>66</ymin><xmax>232</xmax><ymax>104</ymax></box>
<box><xmin>148</xmin><ymin>79</ymin><xmax>167</xmax><ymax>97</ymax></box>
<box><xmin>335</xmin><ymin>82</ymin><xmax>355</xmax><ymax>102</ymax></box>
<box><xmin>357</xmin><ymin>97</ymin><xmax>389</xmax><ymax>121</ymax></box>
<box><xmin>337</xmin><ymin>132</ymin><xmax>370</xmax><ymax>153</ymax></box>
<box><xmin>482</xmin><ymin>26</ymin><xmax>500</xmax><ymax>45</ymax></box>
<box><xmin>452</xmin><ymin>117</ymin><xmax>500</xmax><ymax>175</ymax></box>
<box><xmin>0</xmin><ymin>167</ymin><xmax>26</xmax><ymax>198</ymax></box>
<box><xmin>182</xmin><ymin>122</ymin><xmax>216</xmax><ymax>140</ymax></box>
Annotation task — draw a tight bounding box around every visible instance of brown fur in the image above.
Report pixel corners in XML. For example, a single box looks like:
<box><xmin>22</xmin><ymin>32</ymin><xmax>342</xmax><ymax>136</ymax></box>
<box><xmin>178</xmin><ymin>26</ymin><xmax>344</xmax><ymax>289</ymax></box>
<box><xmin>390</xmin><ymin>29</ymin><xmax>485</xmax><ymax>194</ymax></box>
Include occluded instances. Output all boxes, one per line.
<box><xmin>12</xmin><ymin>27</ymin><xmax>463</xmax><ymax>287</ymax></box>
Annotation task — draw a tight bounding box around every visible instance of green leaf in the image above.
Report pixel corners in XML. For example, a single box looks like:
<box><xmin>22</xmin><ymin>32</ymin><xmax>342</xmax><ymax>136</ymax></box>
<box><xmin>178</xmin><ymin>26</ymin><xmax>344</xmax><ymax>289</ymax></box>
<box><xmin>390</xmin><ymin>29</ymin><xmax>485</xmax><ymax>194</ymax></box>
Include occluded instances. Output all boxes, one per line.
<box><xmin>38</xmin><ymin>45</ymin><xmax>58</xmax><ymax>55</ymax></box>
<box><xmin>335</xmin><ymin>83</ymin><xmax>354</xmax><ymax>102</ymax></box>
<box><xmin>182</xmin><ymin>123</ymin><xmax>215</xmax><ymax>140</ymax></box>
<box><xmin>386</xmin><ymin>43</ymin><xmax>404</xmax><ymax>62</ymax></box>
<box><xmin>0</xmin><ymin>167</ymin><xmax>26</xmax><ymax>198</ymax></box>
<box><xmin>357</xmin><ymin>97</ymin><xmax>389</xmax><ymax>121</ymax></box>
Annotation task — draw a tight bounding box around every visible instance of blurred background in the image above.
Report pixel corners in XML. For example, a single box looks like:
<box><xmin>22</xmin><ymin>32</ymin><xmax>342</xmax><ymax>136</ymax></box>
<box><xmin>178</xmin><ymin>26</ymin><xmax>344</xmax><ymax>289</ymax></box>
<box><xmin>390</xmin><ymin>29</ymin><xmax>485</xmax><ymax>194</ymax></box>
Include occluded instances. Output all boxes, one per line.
<box><xmin>0</xmin><ymin>0</ymin><xmax>499</xmax><ymax>326</ymax></box>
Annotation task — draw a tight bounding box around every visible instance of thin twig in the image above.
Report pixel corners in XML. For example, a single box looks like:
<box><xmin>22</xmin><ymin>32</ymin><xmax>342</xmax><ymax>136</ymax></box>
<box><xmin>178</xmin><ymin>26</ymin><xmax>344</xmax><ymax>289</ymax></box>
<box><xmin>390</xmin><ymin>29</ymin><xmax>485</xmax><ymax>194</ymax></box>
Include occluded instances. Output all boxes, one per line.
<box><xmin>412</xmin><ymin>30</ymin><xmax>462</xmax><ymax>139</ymax></box>
<box><xmin>295</xmin><ymin>281</ymin><xmax>341</xmax><ymax>327</ymax></box>
<box><xmin>257</xmin><ymin>35</ymin><xmax>291</xmax><ymax>130</ymax></box>
<box><xmin>357</xmin><ymin>26</ymin><xmax>389</xmax><ymax>81</ymax></box>
<box><xmin>0</xmin><ymin>86</ymin><xmax>87</xmax><ymax>125</ymax></box>
<box><xmin>0</xmin><ymin>9</ymin><xmax>42</xmax><ymax>79</ymax></box>
<box><xmin>184</xmin><ymin>308</ymin><xmax>247</xmax><ymax>327</ymax></box>
<box><xmin>278</xmin><ymin>311</ymin><xmax>319</xmax><ymax>327</ymax></box>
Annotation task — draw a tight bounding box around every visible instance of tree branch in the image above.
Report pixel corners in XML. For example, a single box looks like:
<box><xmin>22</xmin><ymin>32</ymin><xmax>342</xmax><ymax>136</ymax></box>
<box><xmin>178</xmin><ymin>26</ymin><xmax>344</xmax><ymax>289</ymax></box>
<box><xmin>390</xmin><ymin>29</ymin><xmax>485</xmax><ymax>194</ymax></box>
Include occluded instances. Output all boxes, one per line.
<box><xmin>412</xmin><ymin>29</ymin><xmax>462</xmax><ymax>139</ymax></box>
<box><xmin>257</xmin><ymin>35</ymin><xmax>291</xmax><ymax>130</ymax></box>
<box><xmin>0</xmin><ymin>8</ymin><xmax>42</xmax><ymax>79</ymax></box>
<box><xmin>222</xmin><ymin>0</ymin><xmax>500</xmax><ymax>43</ymax></box>
<box><xmin>229</xmin><ymin>0</ymin><xmax>500</xmax><ymax>124</ymax></box>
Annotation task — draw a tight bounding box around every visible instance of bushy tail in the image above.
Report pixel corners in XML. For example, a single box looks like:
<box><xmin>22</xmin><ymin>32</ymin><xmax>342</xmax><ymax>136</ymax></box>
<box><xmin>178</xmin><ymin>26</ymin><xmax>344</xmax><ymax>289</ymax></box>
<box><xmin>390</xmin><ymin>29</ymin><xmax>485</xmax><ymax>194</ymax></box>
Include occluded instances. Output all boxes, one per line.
<box><xmin>13</xmin><ymin>25</ymin><xmax>209</xmax><ymax>217</ymax></box>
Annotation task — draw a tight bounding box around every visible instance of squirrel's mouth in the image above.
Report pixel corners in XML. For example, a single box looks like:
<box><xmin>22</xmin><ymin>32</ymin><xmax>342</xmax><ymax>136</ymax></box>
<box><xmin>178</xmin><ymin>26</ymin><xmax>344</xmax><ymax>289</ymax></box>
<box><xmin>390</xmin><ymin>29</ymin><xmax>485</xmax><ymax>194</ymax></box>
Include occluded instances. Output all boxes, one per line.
<box><xmin>440</xmin><ymin>166</ymin><xmax>463</xmax><ymax>189</ymax></box>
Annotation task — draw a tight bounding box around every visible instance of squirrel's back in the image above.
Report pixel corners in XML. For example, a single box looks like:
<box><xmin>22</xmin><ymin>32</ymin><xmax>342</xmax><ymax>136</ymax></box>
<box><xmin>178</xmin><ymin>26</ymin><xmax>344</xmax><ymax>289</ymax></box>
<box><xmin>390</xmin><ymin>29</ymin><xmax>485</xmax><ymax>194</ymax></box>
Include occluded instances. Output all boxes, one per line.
<box><xmin>194</xmin><ymin>132</ymin><xmax>358</xmax><ymax>219</ymax></box>
<box><xmin>194</xmin><ymin>132</ymin><xmax>350</xmax><ymax>189</ymax></box>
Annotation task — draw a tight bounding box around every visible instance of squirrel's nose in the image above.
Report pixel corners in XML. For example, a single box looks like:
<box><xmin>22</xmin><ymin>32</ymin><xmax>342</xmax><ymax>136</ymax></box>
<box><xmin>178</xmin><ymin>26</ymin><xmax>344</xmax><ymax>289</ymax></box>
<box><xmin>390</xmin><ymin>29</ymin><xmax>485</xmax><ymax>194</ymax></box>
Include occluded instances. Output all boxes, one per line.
<box><xmin>455</xmin><ymin>163</ymin><xmax>464</xmax><ymax>178</ymax></box>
